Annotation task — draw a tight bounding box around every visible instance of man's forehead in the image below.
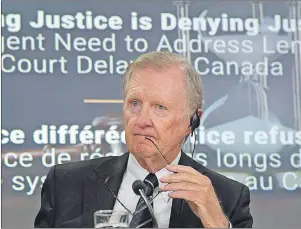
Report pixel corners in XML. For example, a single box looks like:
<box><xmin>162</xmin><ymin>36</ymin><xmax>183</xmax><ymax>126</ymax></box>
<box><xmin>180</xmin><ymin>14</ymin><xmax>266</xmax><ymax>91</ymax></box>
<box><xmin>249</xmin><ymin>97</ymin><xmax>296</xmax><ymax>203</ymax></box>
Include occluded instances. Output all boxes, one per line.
<box><xmin>127</xmin><ymin>69</ymin><xmax>187</xmax><ymax>107</ymax></box>
<box><xmin>130</xmin><ymin>66</ymin><xmax>185</xmax><ymax>82</ymax></box>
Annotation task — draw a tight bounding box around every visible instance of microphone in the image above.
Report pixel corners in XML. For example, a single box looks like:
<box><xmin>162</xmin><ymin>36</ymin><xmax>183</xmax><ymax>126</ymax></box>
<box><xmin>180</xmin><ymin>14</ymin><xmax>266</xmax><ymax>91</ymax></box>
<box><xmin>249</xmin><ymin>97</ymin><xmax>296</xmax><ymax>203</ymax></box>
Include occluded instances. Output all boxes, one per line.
<box><xmin>132</xmin><ymin>180</ymin><xmax>158</xmax><ymax>228</ymax></box>
<box><xmin>132</xmin><ymin>180</ymin><xmax>147</xmax><ymax>195</ymax></box>
<box><xmin>144</xmin><ymin>137</ymin><xmax>169</xmax><ymax>165</ymax></box>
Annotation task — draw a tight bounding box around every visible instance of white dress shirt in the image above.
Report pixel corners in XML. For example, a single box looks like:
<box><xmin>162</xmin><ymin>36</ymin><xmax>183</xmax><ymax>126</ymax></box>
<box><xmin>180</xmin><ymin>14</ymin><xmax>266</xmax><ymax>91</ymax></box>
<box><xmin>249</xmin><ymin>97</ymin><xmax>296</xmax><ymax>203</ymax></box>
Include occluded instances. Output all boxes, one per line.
<box><xmin>112</xmin><ymin>152</ymin><xmax>181</xmax><ymax>228</ymax></box>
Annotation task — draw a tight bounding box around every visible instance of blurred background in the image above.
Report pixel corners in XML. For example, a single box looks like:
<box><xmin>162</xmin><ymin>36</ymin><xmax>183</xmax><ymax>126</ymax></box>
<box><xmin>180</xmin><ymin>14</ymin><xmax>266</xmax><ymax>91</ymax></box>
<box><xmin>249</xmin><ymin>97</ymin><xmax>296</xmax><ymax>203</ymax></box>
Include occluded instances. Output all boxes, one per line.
<box><xmin>1</xmin><ymin>0</ymin><xmax>301</xmax><ymax>228</ymax></box>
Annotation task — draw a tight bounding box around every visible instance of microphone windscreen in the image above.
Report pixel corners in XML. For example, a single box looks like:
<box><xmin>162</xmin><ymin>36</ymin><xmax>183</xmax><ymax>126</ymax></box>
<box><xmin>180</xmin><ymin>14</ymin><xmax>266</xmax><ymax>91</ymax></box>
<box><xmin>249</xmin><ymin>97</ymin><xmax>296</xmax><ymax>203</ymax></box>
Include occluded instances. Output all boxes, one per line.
<box><xmin>132</xmin><ymin>180</ymin><xmax>146</xmax><ymax>195</ymax></box>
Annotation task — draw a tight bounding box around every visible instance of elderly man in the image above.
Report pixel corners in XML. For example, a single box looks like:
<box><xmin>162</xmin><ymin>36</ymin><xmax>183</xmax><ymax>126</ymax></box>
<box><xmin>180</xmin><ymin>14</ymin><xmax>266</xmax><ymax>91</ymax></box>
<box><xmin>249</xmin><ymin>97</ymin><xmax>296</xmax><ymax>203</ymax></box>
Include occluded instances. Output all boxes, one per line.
<box><xmin>35</xmin><ymin>51</ymin><xmax>253</xmax><ymax>228</ymax></box>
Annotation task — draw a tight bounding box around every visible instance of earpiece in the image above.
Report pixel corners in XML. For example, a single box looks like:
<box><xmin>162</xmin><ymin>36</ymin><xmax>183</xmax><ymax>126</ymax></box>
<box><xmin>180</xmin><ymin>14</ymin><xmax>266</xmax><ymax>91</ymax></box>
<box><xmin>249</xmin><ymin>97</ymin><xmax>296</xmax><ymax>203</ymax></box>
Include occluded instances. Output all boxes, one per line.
<box><xmin>190</xmin><ymin>110</ymin><xmax>200</xmax><ymax>136</ymax></box>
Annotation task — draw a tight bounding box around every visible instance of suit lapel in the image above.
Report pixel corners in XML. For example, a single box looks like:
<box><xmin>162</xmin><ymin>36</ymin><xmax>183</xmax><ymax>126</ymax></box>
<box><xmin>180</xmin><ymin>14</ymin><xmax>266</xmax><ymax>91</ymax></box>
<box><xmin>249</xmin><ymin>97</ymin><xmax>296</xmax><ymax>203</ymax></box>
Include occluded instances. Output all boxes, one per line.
<box><xmin>169</xmin><ymin>152</ymin><xmax>207</xmax><ymax>228</ymax></box>
<box><xmin>169</xmin><ymin>195</ymin><xmax>183</xmax><ymax>227</ymax></box>
<box><xmin>81</xmin><ymin>153</ymin><xmax>129</xmax><ymax>227</ymax></box>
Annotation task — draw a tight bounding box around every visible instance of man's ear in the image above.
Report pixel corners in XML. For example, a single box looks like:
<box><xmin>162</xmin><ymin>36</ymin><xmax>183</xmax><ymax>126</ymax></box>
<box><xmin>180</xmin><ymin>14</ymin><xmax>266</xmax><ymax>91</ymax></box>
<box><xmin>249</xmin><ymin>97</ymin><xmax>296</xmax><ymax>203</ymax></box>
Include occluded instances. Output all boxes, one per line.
<box><xmin>197</xmin><ymin>108</ymin><xmax>203</xmax><ymax>119</ymax></box>
<box><xmin>185</xmin><ymin>108</ymin><xmax>203</xmax><ymax>136</ymax></box>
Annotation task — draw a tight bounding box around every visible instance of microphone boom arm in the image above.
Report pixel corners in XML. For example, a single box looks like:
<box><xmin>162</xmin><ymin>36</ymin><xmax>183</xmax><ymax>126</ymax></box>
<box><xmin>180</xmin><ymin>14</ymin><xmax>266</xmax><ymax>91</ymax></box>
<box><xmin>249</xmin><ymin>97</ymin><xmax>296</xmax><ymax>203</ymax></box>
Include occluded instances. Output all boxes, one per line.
<box><xmin>138</xmin><ymin>189</ymin><xmax>158</xmax><ymax>228</ymax></box>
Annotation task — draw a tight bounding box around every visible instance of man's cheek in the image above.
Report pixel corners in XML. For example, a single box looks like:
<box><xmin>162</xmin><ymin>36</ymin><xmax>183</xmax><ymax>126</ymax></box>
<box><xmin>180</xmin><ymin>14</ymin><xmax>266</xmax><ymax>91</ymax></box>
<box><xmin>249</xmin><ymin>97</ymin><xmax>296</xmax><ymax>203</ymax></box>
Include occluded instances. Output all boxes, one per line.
<box><xmin>125</xmin><ymin>130</ymin><xmax>134</xmax><ymax>144</ymax></box>
<box><xmin>164</xmin><ymin>125</ymin><xmax>177</xmax><ymax>137</ymax></box>
<box><xmin>127</xmin><ymin>117</ymin><xmax>138</xmax><ymax>127</ymax></box>
<box><xmin>159</xmin><ymin>135</ymin><xmax>172</xmax><ymax>149</ymax></box>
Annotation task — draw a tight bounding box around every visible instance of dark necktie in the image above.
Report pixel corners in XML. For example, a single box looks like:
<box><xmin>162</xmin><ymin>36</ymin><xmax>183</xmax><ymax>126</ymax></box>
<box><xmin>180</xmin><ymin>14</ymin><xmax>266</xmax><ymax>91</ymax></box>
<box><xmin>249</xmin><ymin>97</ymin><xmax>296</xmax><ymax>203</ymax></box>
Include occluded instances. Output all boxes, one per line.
<box><xmin>129</xmin><ymin>173</ymin><xmax>159</xmax><ymax>228</ymax></box>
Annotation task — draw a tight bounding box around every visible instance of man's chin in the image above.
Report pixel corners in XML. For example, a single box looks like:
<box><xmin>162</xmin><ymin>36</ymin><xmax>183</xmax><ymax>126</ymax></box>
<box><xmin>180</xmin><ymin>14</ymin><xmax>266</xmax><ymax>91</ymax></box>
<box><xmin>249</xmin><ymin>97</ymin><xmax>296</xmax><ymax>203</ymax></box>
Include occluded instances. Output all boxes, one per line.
<box><xmin>130</xmin><ymin>144</ymin><xmax>157</xmax><ymax>158</ymax></box>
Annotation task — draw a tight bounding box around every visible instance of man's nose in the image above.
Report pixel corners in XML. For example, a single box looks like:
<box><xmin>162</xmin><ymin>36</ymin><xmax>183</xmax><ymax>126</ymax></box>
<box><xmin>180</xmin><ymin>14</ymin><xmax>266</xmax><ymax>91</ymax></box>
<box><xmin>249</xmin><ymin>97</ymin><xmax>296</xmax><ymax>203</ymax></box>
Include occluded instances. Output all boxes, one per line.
<box><xmin>136</xmin><ymin>107</ymin><xmax>153</xmax><ymax>128</ymax></box>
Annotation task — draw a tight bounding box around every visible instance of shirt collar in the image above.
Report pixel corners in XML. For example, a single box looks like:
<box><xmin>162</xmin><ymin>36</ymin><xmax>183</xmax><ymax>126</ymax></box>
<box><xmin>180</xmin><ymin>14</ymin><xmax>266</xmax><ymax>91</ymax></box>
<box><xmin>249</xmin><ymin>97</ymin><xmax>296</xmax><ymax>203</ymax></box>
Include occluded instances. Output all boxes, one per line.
<box><xmin>127</xmin><ymin>152</ymin><xmax>181</xmax><ymax>203</ymax></box>
<box><xmin>155</xmin><ymin>152</ymin><xmax>181</xmax><ymax>203</ymax></box>
<box><xmin>127</xmin><ymin>153</ymin><xmax>149</xmax><ymax>182</ymax></box>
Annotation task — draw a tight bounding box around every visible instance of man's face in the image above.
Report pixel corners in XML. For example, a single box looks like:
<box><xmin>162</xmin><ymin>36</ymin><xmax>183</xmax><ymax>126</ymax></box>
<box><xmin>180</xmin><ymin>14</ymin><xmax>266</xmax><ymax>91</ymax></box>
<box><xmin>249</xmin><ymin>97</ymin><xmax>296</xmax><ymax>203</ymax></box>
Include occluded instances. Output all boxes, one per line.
<box><xmin>124</xmin><ymin>66</ymin><xmax>191</xmax><ymax>160</ymax></box>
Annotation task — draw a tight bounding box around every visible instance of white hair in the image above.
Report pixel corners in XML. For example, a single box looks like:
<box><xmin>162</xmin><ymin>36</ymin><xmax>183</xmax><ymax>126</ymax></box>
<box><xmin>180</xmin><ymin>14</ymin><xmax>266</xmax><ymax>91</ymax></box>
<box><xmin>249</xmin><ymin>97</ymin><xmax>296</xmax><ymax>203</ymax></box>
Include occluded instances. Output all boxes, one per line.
<box><xmin>123</xmin><ymin>51</ymin><xmax>203</xmax><ymax>116</ymax></box>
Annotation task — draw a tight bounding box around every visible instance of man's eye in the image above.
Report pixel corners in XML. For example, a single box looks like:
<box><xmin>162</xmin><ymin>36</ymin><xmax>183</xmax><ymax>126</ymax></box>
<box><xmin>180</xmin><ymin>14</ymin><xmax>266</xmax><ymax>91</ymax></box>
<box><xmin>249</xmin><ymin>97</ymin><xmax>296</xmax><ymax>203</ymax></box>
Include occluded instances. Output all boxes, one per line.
<box><xmin>131</xmin><ymin>100</ymin><xmax>140</xmax><ymax>106</ymax></box>
<box><xmin>157</xmin><ymin>104</ymin><xmax>166</xmax><ymax>110</ymax></box>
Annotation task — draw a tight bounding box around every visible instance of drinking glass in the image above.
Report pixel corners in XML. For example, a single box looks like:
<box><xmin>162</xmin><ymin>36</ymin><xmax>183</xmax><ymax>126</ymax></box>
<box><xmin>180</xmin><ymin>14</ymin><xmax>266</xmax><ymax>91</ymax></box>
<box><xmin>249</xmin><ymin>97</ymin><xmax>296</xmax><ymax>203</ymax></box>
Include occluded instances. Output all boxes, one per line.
<box><xmin>94</xmin><ymin>210</ymin><xmax>130</xmax><ymax>228</ymax></box>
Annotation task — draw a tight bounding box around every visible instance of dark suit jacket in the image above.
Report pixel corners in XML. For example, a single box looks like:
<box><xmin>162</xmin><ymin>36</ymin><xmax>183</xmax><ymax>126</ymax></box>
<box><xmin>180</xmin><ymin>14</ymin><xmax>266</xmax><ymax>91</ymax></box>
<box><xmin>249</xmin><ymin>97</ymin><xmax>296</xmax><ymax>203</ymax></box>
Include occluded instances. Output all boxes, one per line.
<box><xmin>34</xmin><ymin>152</ymin><xmax>253</xmax><ymax>228</ymax></box>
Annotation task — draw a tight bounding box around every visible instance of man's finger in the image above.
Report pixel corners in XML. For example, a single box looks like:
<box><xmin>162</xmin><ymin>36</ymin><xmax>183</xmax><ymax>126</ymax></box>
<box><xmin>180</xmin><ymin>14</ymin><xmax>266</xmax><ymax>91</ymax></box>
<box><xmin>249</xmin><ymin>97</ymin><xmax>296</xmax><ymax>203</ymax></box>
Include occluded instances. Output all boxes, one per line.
<box><xmin>166</xmin><ymin>164</ymin><xmax>200</xmax><ymax>176</ymax></box>
<box><xmin>160</xmin><ymin>172</ymin><xmax>201</xmax><ymax>184</ymax></box>
<box><xmin>160</xmin><ymin>182</ymin><xmax>200</xmax><ymax>192</ymax></box>
<box><xmin>161</xmin><ymin>170</ymin><xmax>211</xmax><ymax>187</ymax></box>
<box><xmin>168</xmin><ymin>190</ymin><xmax>198</xmax><ymax>202</ymax></box>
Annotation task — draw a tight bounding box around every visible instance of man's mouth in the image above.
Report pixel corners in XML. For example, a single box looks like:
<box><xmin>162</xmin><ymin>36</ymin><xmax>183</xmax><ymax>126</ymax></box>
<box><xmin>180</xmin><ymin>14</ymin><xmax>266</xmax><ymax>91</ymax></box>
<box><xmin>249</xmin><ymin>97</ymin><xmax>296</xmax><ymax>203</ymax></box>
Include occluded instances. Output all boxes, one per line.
<box><xmin>134</xmin><ymin>134</ymin><xmax>154</xmax><ymax>139</ymax></box>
